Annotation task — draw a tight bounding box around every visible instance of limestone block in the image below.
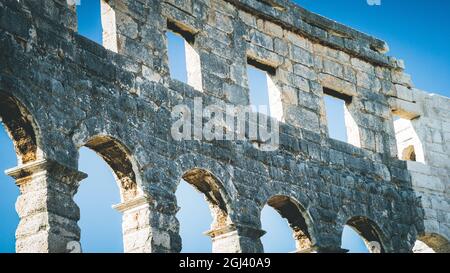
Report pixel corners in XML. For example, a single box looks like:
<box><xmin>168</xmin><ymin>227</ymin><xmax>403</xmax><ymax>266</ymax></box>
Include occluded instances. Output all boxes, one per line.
<box><xmin>264</xmin><ymin>21</ymin><xmax>283</xmax><ymax>38</ymax></box>
<box><xmin>249</xmin><ymin>29</ymin><xmax>274</xmax><ymax>50</ymax></box>
<box><xmin>286</xmin><ymin>31</ymin><xmax>313</xmax><ymax>51</ymax></box>
<box><xmin>356</xmin><ymin>71</ymin><xmax>381</xmax><ymax>91</ymax></box>
<box><xmin>407</xmin><ymin>161</ymin><xmax>431</xmax><ymax>175</ymax></box>
<box><xmin>238</xmin><ymin>10</ymin><xmax>256</xmax><ymax>27</ymax></box>
<box><xmin>389</xmin><ymin>98</ymin><xmax>422</xmax><ymax>119</ymax></box>
<box><xmin>319</xmin><ymin>73</ymin><xmax>357</xmax><ymax>96</ymax></box>
<box><xmin>293</xmin><ymin>63</ymin><xmax>317</xmax><ymax>80</ymax></box>
<box><xmin>290</xmin><ymin>45</ymin><xmax>314</xmax><ymax>67</ymax></box>
<box><xmin>395</xmin><ymin>84</ymin><xmax>415</xmax><ymax>102</ymax></box>
<box><xmin>274</xmin><ymin>38</ymin><xmax>289</xmax><ymax>56</ymax></box>
<box><xmin>351</xmin><ymin>57</ymin><xmax>375</xmax><ymax>74</ymax></box>
<box><xmin>116</xmin><ymin>11</ymin><xmax>138</xmax><ymax>40</ymax></box>
<box><xmin>411</xmin><ymin>173</ymin><xmax>445</xmax><ymax>192</ymax></box>
<box><xmin>323</xmin><ymin>58</ymin><xmax>344</xmax><ymax>79</ymax></box>
<box><xmin>391</xmin><ymin>71</ymin><xmax>413</xmax><ymax>88</ymax></box>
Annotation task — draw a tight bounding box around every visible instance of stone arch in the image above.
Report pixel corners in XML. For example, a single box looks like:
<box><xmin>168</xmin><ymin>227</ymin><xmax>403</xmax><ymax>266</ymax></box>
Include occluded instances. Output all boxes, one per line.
<box><xmin>79</xmin><ymin>135</ymin><xmax>143</xmax><ymax>202</ymax></box>
<box><xmin>1</xmin><ymin>93</ymin><xmax>87</xmax><ymax>253</ymax></box>
<box><xmin>174</xmin><ymin>154</ymin><xmax>237</xmax><ymax>231</ymax></box>
<box><xmin>169</xmin><ymin>153</ymin><xmax>254</xmax><ymax>253</ymax></box>
<box><xmin>401</xmin><ymin>145</ymin><xmax>416</xmax><ymax>161</ymax></box>
<box><xmin>343</xmin><ymin>216</ymin><xmax>387</xmax><ymax>253</ymax></box>
<box><xmin>181</xmin><ymin>169</ymin><xmax>232</xmax><ymax>230</ymax></box>
<box><xmin>413</xmin><ymin>233</ymin><xmax>450</xmax><ymax>253</ymax></box>
<box><xmin>0</xmin><ymin>93</ymin><xmax>42</xmax><ymax>165</ymax></box>
<box><xmin>262</xmin><ymin>195</ymin><xmax>316</xmax><ymax>252</ymax></box>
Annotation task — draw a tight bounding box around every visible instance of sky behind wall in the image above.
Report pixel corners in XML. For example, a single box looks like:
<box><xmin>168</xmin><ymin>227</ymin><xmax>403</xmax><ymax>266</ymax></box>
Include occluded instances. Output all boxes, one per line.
<box><xmin>1</xmin><ymin>0</ymin><xmax>449</xmax><ymax>253</ymax></box>
<box><xmin>296</xmin><ymin>0</ymin><xmax>450</xmax><ymax>97</ymax></box>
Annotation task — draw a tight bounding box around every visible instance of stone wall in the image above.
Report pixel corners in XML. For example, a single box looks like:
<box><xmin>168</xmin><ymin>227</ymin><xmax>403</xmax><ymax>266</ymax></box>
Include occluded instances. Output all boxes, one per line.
<box><xmin>0</xmin><ymin>0</ymin><xmax>447</xmax><ymax>253</ymax></box>
<box><xmin>393</xmin><ymin>89</ymin><xmax>450</xmax><ymax>252</ymax></box>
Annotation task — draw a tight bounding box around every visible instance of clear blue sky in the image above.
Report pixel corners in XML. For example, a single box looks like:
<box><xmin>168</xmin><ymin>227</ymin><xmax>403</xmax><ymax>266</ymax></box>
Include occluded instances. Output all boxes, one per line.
<box><xmin>2</xmin><ymin>0</ymin><xmax>449</xmax><ymax>253</ymax></box>
<box><xmin>296</xmin><ymin>0</ymin><xmax>450</xmax><ymax>97</ymax></box>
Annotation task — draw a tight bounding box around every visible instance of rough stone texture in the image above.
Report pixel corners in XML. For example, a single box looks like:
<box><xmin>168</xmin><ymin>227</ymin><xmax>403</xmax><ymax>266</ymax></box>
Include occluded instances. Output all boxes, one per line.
<box><xmin>392</xmin><ymin>89</ymin><xmax>450</xmax><ymax>253</ymax></box>
<box><xmin>0</xmin><ymin>0</ymin><xmax>448</xmax><ymax>253</ymax></box>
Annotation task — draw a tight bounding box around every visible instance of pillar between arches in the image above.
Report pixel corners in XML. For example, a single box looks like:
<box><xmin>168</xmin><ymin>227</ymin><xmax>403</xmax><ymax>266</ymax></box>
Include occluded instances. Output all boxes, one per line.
<box><xmin>113</xmin><ymin>195</ymin><xmax>181</xmax><ymax>253</ymax></box>
<box><xmin>6</xmin><ymin>159</ymin><xmax>86</xmax><ymax>253</ymax></box>
<box><xmin>205</xmin><ymin>224</ymin><xmax>266</xmax><ymax>253</ymax></box>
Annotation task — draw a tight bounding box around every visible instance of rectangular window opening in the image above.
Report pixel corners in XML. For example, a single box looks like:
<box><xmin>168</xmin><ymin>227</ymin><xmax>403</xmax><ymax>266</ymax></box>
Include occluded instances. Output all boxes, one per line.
<box><xmin>76</xmin><ymin>0</ymin><xmax>117</xmax><ymax>52</ymax></box>
<box><xmin>323</xmin><ymin>88</ymin><xmax>359</xmax><ymax>146</ymax></box>
<box><xmin>166</xmin><ymin>20</ymin><xmax>202</xmax><ymax>91</ymax></box>
<box><xmin>247</xmin><ymin>58</ymin><xmax>282</xmax><ymax>121</ymax></box>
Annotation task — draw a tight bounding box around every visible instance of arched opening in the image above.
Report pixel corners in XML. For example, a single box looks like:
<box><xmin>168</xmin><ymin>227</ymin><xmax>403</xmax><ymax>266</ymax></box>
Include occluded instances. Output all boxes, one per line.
<box><xmin>83</xmin><ymin>136</ymin><xmax>140</xmax><ymax>202</ymax></box>
<box><xmin>0</xmin><ymin>94</ymin><xmax>40</xmax><ymax>253</ymax></box>
<box><xmin>402</xmin><ymin>145</ymin><xmax>416</xmax><ymax>161</ymax></box>
<box><xmin>75</xmin><ymin>136</ymin><xmax>141</xmax><ymax>252</ymax></box>
<box><xmin>0</xmin><ymin>94</ymin><xmax>39</xmax><ymax>165</ymax></box>
<box><xmin>0</xmin><ymin>123</ymin><xmax>20</xmax><ymax>253</ymax></box>
<box><xmin>341</xmin><ymin>225</ymin><xmax>370</xmax><ymax>253</ymax></box>
<box><xmin>413</xmin><ymin>234</ymin><xmax>450</xmax><ymax>253</ymax></box>
<box><xmin>176</xmin><ymin>179</ymin><xmax>212</xmax><ymax>252</ymax></box>
<box><xmin>176</xmin><ymin>168</ymin><xmax>231</xmax><ymax>252</ymax></box>
<box><xmin>342</xmin><ymin>217</ymin><xmax>385</xmax><ymax>253</ymax></box>
<box><xmin>261</xmin><ymin>195</ymin><xmax>313</xmax><ymax>253</ymax></box>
